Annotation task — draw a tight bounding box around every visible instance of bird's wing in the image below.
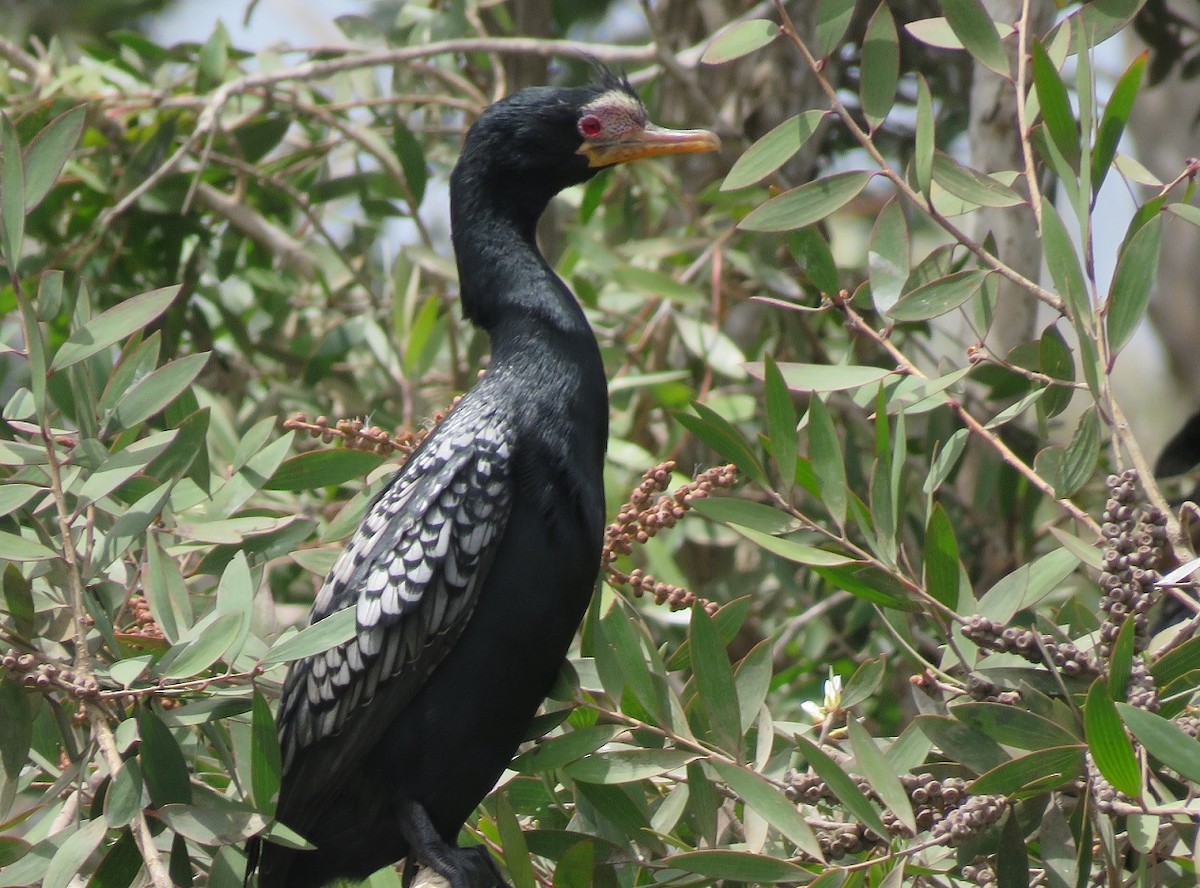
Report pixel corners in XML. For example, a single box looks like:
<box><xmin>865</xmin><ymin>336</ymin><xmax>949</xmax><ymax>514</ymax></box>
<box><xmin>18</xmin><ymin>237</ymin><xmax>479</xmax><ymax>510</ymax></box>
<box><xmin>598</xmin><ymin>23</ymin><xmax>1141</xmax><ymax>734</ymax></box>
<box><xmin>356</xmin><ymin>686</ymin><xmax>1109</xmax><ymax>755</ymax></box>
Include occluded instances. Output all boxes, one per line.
<box><xmin>276</xmin><ymin>415</ymin><xmax>514</xmax><ymax>769</ymax></box>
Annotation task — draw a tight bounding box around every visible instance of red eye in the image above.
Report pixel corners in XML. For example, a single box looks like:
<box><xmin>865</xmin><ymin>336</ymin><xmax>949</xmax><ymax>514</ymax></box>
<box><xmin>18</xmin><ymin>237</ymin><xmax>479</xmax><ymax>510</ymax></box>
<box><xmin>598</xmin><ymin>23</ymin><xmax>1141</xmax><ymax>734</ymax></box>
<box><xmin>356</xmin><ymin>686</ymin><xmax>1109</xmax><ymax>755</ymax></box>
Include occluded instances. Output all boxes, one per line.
<box><xmin>578</xmin><ymin>115</ymin><xmax>603</xmax><ymax>138</ymax></box>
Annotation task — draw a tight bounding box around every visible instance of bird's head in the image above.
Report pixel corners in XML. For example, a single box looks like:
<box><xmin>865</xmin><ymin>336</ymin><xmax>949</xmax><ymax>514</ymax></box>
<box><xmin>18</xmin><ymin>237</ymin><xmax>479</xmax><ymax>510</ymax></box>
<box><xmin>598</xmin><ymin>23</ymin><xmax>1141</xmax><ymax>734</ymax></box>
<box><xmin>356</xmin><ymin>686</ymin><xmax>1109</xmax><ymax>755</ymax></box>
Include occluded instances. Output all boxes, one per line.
<box><xmin>453</xmin><ymin>66</ymin><xmax>720</xmax><ymax>210</ymax></box>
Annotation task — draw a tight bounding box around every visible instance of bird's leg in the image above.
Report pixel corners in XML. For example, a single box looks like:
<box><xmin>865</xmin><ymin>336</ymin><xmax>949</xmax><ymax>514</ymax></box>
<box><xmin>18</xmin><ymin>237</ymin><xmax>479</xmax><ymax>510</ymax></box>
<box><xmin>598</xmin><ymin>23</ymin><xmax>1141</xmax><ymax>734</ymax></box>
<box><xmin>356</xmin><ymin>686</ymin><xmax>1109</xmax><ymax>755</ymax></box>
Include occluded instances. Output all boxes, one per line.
<box><xmin>397</xmin><ymin>801</ymin><xmax>512</xmax><ymax>888</ymax></box>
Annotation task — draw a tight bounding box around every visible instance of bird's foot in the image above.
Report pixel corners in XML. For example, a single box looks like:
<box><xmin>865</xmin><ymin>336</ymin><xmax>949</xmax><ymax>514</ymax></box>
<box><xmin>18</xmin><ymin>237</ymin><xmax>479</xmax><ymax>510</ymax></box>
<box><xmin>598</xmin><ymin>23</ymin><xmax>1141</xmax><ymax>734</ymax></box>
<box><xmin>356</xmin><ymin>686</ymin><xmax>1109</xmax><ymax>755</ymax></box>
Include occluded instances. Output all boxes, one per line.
<box><xmin>398</xmin><ymin>801</ymin><xmax>511</xmax><ymax>888</ymax></box>
<box><xmin>410</xmin><ymin>845</ymin><xmax>510</xmax><ymax>888</ymax></box>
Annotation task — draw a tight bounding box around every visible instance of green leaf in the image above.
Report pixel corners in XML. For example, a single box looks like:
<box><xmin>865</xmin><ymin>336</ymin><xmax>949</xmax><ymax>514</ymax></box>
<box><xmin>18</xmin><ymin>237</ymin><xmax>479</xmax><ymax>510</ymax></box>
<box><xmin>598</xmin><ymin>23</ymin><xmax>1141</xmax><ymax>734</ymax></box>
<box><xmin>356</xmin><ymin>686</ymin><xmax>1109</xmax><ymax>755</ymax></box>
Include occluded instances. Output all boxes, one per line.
<box><xmin>1117</xmin><ymin>703</ymin><xmax>1200</xmax><ymax>784</ymax></box>
<box><xmin>1094</xmin><ymin>52</ymin><xmax>1145</xmax><ymax>194</ymax></box>
<box><xmin>44</xmin><ymin>818</ymin><xmax>108</xmax><ymax>888</ymax></box>
<box><xmin>889</xmin><ymin>269</ymin><xmax>989</xmax><ymax>321</ymax></box>
<box><xmin>942</xmin><ymin>0</ymin><xmax>1010</xmax><ymax>75</ymax></box>
<box><xmin>0</xmin><ymin>530</ymin><xmax>55</xmax><ymax>562</ymax></box>
<box><xmin>261</xmin><ymin>607</ymin><xmax>357</xmax><ymax>667</ymax></box>
<box><xmin>392</xmin><ymin>118</ymin><xmax>428</xmax><ymax>207</ymax></box>
<box><xmin>104</xmin><ymin>758</ymin><xmax>143</xmax><ymax>828</ymax></box>
<box><xmin>746</xmin><ymin>361</ymin><xmax>893</xmax><ymax>393</ymax></box>
<box><xmin>158</xmin><ymin>610</ymin><xmax>244</xmax><ymax>679</ymax></box>
<box><xmin>23</xmin><ymin>106</ymin><xmax>86</xmax><ymax>211</ymax></box>
<box><xmin>794</xmin><ymin>734</ymin><xmax>889</xmax><ymax>840</ymax></box>
<box><xmin>848</xmin><ymin>719</ymin><xmax>916</xmax><ymax>835</ymax></box>
<box><xmin>1039</xmin><ymin>324</ymin><xmax>1075</xmax><ymax>419</ymax></box>
<box><xmin>840</xmin><ymin>657</ymin><xmax>886</xmax><ymax>710</ymax></box>
<box><xmin>158</xmin><ymin>804</ymin><xmax>266</xmax><ymax>845</ymax></box>
<box><xmin>739</xmin><ymin>171</ymin><xmax>872</xmax><ymax>232</ymax></box>
<box><xmin>690</xmin><ymin>498</ymin><xmax>798</xmax><ymax>535</ymax></box>
<box><xmin>811</xmin><ymin>563</ymin><xmax>918</xmax><ymax>610</ymax></box>
<box><xmin>2</xmin><ymin>565</ymin><xmax>35</xmax><ymax>639</ymax></box>
<box><xmin>689</xmin><ymin>605</ymin><xmax>742</xmax><ymax>752</ymax></box>
<box><xmin>763</xmin><ymin>356</ymin><xmax>798</xmax><ymax>487</ymax></box>
<box><xmin>0</xmin><ymin>676</ymin><xmax>32</xmax><ymax>783</ymax></box>
<box><xmin>978</xmin><ymin>548</ymin><xmax>1079</xmax><ymax>623</ymax></box>
<box><xmin>914</xmin><ymin>715</ymin><xmax>1010</xmax><ymax>775</ymax></box>
<box><xmin>996</xmin><ymin>809</ymin><xmax>1030</xmax><ymax>888</ymax></box>
<box><xmin>610</xmin><ymin>265</ymin><xmax>703</xmax><ymax>305</ymax></box>
<box><xmin>674</xmin><ymin>315</ymin><xmax>747</xmax><ymax>380</ymax></box>
<box><xmin>663</xmin><ymin>850</ymin><xmax>810</xmax><ymax>883</ymax></box>
<box><xmin>673</xmin><ymin>403</ymin><xmax>766</xmax><ymax>486</ymax></box>
<box><xmin>251</xmin><ymin>691</ymin><xmax>282</xmax><ymax>814</ymax></box>
<box><xmin>727</xmin><ymin>524</ymin><xmax>853</xmax><ymax>566</ymax></box>
<box><xmin>723</xmin><ymin>111</ymin><xmax>825</xmax><ymax>191</ymax></box>
<box><xmin>0</xmin><ymin>114</ymin><xmax>24</xmax><ymax>270</ymax></box>
<box><xmin>806</xmin><ymin>396</ymin><xmax>847</xmax><ymax>527</ymax></box>
<box><xmin>138</xmin><ymin>706</ymin><xmax>192</xmax><ymax>807</ymax></box>
<box><xmin>495</xmin><ymin>794</ymin><xmax>535</xmax><ymax>888</ymax></box>
<box><xmin>1040</xmin><ymin>199</ymin><xmax>1091</xmax><ymax>325</ymax></box>
<box><xmin>1084</xmin><ymin>680</ymin><xmax>1140</xmax><ymax>798</ymax></box>
<box><xmin>709</xmin><ymin>762</ymin><xmax>824</xmax><ymax>858</ymax></box>
<box><xmin>970</xmin><ymin>745</ymin><xmax>1082</xmax><ymax>796</ymax></box>
<box><xmin>0</xmin><ymin>836</ymin><xmax>30</xmax><ymax>867</ymax></box>
<box><xmin>265</xmin><ymin>448</ymin><xmax>386</xmax><ymax>491</ymax></box>
<box><xmin>954</xmin><ymin>702</ymin><xmax>1079</xmax><ymax>750</ymax></box>
<box><xmin>860</xmin><ymin>2</ymin><xmax>899</xmax><ymax>128</ymax></box>
<box><xmin>111</xmin><ymin>352</ymin><xmax>210</xmax><ymax>430</ymax></box>
<box><xmin>816</xmin><ymin>0</ymin><xmax>857</xmax><ymax>56</ymax></box>
<box><xmin>1106</xmin><ymin>213</ymin><xmax>1161</xmax><ymax>355</ymax></box>
<box><xmin>1031</xmin><ymin>41</ymin><xmax>1078</xmax><ymax>172</ymax></box>
<box><xmin>565</xmin><ymin>749</ymin><xmax>695</xmax><ymax>784</ymax></box>
<box><xmin>788</xmin><ymin>226</ymin><xmax>840</xmax><ymax>296</ymax></box>
<box><xmin>931</xmin><ymin>154</ymin><xmax>1024</xmax><ymax>208</ymax></box>
<box><xmin>868</xmin><ymin>197</ymin><xmax>910</xmax><ymax>315</ymax></box>
<box><xmin>915</xmin><ymin>76</ymin><xmax>934</xmax><ymax>195</ymax></box>
<box><xmin>50</xmin><ymin>286</ymin><xmax>180</xmax><ymax>372</ymax></box>
<box><xmin>924</xmin><ymin>503</ymin><xmax>960</xmax><ymax>609</ymax></box>
<box><xmin>511</xmin><ymin>726</ymin><xmax>620</xmax><ymax>774</ymax></box>
<box><xmin>1054</xmin><ymin>406</ymin><xmax>1099</xmax><ymax>497</ymax></box>
<box><xmin>701</xmin><ymin>19</ymin><xmax>780</xmax><ymax>64</ymax></box>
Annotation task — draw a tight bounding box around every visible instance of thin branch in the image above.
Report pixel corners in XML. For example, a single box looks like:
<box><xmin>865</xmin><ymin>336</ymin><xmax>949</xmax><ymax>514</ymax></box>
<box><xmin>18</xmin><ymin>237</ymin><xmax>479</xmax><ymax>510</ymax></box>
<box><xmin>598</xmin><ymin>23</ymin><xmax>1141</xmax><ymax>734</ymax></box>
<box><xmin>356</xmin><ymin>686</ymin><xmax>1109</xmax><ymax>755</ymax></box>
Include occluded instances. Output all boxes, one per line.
<box><xmin>192</xmin><ymin>182</ymin><xmax>317</xmax><ymax>274</ymax></box>
<box><xmin>0</xmin><ymin>34</ymin><xmax>39</xmax><ymax>79</ymax></box>
<box><xmin>1014</xmin><ymin>0</ymin><xmax>1044</xmax><ymax>228</ymax></box>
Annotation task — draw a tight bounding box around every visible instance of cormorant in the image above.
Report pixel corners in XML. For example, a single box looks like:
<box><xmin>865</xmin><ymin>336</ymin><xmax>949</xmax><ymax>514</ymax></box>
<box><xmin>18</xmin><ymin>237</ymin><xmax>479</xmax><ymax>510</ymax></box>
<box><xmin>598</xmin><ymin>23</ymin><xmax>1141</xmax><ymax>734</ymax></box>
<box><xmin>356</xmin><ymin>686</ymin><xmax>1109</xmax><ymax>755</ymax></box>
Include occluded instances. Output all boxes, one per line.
<box><xmin>249</xmin><ymin>69</ymin><xmax>718</xmax><ymax>888</ymax></box>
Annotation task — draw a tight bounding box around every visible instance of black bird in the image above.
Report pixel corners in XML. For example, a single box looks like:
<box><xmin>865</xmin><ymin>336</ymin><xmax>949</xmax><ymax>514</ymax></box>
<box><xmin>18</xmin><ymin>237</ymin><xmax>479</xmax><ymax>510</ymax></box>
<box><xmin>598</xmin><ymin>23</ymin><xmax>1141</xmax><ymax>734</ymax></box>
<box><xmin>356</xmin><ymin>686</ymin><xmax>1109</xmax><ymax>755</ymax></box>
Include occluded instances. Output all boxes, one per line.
<box><xmin>250</xmin><ymin>69</ymin><xmax>718</xmax><ymax>888</ymax></box>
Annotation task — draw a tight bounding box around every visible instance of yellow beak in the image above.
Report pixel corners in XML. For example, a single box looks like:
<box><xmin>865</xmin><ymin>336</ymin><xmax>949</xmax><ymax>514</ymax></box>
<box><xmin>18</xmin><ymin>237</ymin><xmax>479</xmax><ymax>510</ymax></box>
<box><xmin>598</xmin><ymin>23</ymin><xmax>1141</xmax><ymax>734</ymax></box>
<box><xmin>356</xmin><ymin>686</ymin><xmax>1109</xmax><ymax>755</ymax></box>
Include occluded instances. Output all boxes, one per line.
<box><xmin>577</xmin><ymin>123</ymin><xmax>721</xmax><ymax>169</ymax></box>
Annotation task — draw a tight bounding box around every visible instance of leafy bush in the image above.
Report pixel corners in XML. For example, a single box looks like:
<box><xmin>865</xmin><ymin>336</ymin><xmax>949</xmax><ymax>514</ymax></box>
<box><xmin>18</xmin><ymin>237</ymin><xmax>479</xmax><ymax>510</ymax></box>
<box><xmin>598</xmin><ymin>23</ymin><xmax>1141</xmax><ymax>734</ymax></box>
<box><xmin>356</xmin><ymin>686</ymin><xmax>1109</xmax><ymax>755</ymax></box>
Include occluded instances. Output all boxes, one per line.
<box><xmin>2</xmin><ymin>1</ymin><xmax>1200</xmax><ymax>886</ymax></box>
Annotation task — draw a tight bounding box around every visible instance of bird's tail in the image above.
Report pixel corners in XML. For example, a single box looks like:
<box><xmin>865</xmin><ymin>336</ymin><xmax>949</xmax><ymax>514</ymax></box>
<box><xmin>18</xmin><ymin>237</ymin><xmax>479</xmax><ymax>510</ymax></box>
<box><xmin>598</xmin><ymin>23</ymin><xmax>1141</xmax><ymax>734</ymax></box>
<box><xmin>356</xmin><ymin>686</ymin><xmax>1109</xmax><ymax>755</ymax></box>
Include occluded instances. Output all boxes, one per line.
<box><xmin>243</xmin><ymin>835</ymin><xmax>261</xmax><ymax>887</ymax></box>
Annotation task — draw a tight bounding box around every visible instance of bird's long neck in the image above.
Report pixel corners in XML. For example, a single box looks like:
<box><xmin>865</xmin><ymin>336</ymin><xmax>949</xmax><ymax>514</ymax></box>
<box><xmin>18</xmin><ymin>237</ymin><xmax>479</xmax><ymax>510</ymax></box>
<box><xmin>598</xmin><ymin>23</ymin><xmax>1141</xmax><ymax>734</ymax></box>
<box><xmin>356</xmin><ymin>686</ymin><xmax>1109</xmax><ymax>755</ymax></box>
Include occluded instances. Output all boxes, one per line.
<box><xmin>450</xmin><ymin>173</ymin><xmax>595</xmax><ymax>362</ymax></box>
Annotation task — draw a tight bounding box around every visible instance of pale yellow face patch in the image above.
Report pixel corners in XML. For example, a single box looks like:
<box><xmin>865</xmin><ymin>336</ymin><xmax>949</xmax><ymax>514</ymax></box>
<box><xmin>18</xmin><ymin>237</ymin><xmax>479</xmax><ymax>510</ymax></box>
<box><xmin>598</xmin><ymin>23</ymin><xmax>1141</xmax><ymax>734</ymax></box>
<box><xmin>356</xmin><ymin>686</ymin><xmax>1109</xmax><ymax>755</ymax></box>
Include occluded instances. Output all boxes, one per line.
<box><xmin>575</xmin><ymin>91</ymin><xmax>720</xmax><ymax>168</ymax></box>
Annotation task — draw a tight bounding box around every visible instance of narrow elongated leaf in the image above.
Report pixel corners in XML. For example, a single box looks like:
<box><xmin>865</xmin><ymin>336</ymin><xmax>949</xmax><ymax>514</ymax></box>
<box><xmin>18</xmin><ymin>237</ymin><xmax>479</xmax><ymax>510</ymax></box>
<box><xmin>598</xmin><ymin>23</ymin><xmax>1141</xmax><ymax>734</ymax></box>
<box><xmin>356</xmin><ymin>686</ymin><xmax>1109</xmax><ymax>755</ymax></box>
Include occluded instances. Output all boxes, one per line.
<box><xmin>50</xmin><ymin>286</ymin><xmax>180</xmax><ymax>372</ymax></box>
<box><xmin>807</xmin><ymin>396</ymin><xmax>847</xmax><ymax>527</ymax></box>
<box><xmin>138</xmin><ymin>707</ymin><xmax>192</xmax><ymax>807</ymax></box>
<box><xmin>0</xmin><ymin>676</ymin><xmax>32</xmax><ymax>783</ymax></box>
<box><xmin>673</xmin><ymin>403</ymin><xmax>766</xmax><ymax>485</ymax></box>
<box><xmin>23</xmin><ymin>106</ymin><xmax>86</xmax><ymax>210</ymax></box>
<box><xmin>763</xmin><ymin>356</ymin><xmax>798</xmax><ymax>487</ymax></box>
<box><xmin>1084</xmin><ymin>680</ymin><xmax>1140</xmax><ymax>798</ymax></box>
<box><xmin>709</xmin><ymin>762</ymin><xmax>823</xmax><ymax>858</ymax></box>
<box><xmin>739</xmin><ymin>171</ymin><xmax>871</xmax><ymax>232</ymax></box>
<box><xmin>1106</xmin><ymin>213</ymin><xmax>1161</xmax><ymax>354</ymax></box>
<box><xmin>251</xmin><ymin>691</ymin><xmax>282</xmax><ymax>813</ymax></box>
<box><xmin>689</xmin><ymin>606</ymin><xmax>742</xmax><ymax>752</ymax></box>
<box><xmin>104</xmin><ymin>758</ymin><xmax>143</xmax><ymax>828</ymax></box>
<box><xmin>915</xmin><ymin>715</ymin><xmax>1010</xmax><ymax>775</ymax></box>
<box><xmin>924</xmin><ymin>503</ymin><xmax>960</xmax><ymax>609</ymax></box>
<box><xmin>0</xmin><ymin>530</ymin><xmax>55</xmax><ymax>561</ymax></box>
<box><xmin>701</xmin><ymin>20</ymin><xmax>780</xmax><ymax>64</ymax></box>
<box><xmin>794</xmin><ymin>734</ymin><xmax>890</xmax><ymax>839</ymax></box>
<box><xmin>392</xmin><ymin>118</ymin><xmax>427</xmax><ymax>207</ymax></box>
<box><xmin>978</xmin><ymin>548</ymin><xmax>1079</xmax><ymax>623</ymax></box>
<box><xmin>942</xmin><ymin>0</ymin><xmax>1009</xmax><ymax>74</ymax></box>
<box><xmin>265</xmin><ymin>448</ymin><xmax>386</xmax><ymax>491</ymax></box>
<box><xmin>889</xmin><ymin>269</ymin><xmax>989</xmax><ymax>321</ymax></box>
<box><xmin>788</xmin><ymin>226</ymin><xmax>840</xmax><ymax>295</ymax></box>
<box><xmin>111</xmin><ymin>352</ymin><xmax>210</xmax><ymax>429</ymax></box>
<box><xmin>1094</xmin><ymin>51</ymin><xmax>1146</xmax><ymax>193</ymax></box>
<box><xmin>1117</xmin><ymin>703</ymin><xmax>1200</xmax><ymax>784</ymax></box>
<box><xmin>868</xmin><ymin>197</ymin><xmax>909</xmax><ymax>315</ymax></box>
<box><xmin>970</xmin><ymin>745</ymin><xmax>1082</xmax><ymax>796</ymax></box>
<box><xmin>860</xmin><ymin>3</ymin><xmax>899</xmax><ymax>128</ymax></box>
<box><xmin>1039</xmin><ymin>324</ymin><xmax>1075</xmax><ymax>419</ymax></box>
<box><xmin>954</xmin><ymin>703</ymin><xmax>1079</xmax><ymax>749</ymax></box>
<box><xmin>931</xmin><ymin>154</ymin><xmax>1024</xmax><ymax>208</ymax></box>
<box><xmin>996</xmin><ymin>809</ymin><xmax>1030</xmax><ymax>888</ymax></box>
<box><xmin>495</xmin><ymin>794</ymin><xmax>536</xmax><ymax>888</ymax></box>
<box><xmin>1040</xmin><ymin>199</ymin><xmax>1090</xmax><ymax>324</ymax></box>
<box><xmin>746</xmin><ymin>361</ymin><xmax>893</xmax><ymax>393</ymax></box>
<box><xmin>159</xmin><ymin>610</ymin><xmax>243</xmax><ymax>679</ymax></box>
<box><xmin>158</xmin><ymin>804</ymin><xmax>266</xmax><ymax>845</ymax></box>
<box><xmin>0</xmin><ymin>114</ymin><xmax>24</xmax><ymax>269</ymax></box>
<box><xmin>727</xmin><ymin>524</ymin><xmax>852</xmax><ymax>566</ymax></box>
<box><xmin>565</xmin><ymin>749</ymin><xmax>695</xmax><ymax>784</ymax></box>
<box><xmin>1055</xmin><ymin>406</ymin><xmax>1099</xmax><ymax>497</ymax></box>
<box><xmin>663</xmin><ymin>850</ymin><xmax>809</xmax><ymax>883</ymax></box>
<box><xmin>1031</xmin><ymin>42</ymin><xmax>1078</xmax><ymax>171</ymax></box>
<box><xmin>511</xmin><ymin>726</ymin><xmax>620</xmax><ymax>774</ymax></box>
<box><xmin>848</xmin><ymin>719</ymin><xmax>916</xmax><ymax>834</ymax></box>
<box><xmin>915</xmin><ymin>76</ymin><xmax>934</xmax><ymax>195</ymax></box>
<box><xmin>44</xmin><ymin>818</ymin><xmax>108</xmax><ymax>888</ymax></box>
<box><xmin>261</xmin><ymin>607</ymin><xmax>357</xmax><ymax>667</ymax></box>
<box><xmin>723</xmin><ymin>111</ymin><xmax>824</xmax><ymax>191</ymax></box>
<box><xmin>816</xmin><ymin>0</ymin><xmax>857</xmax><ymax>56</ymax></box>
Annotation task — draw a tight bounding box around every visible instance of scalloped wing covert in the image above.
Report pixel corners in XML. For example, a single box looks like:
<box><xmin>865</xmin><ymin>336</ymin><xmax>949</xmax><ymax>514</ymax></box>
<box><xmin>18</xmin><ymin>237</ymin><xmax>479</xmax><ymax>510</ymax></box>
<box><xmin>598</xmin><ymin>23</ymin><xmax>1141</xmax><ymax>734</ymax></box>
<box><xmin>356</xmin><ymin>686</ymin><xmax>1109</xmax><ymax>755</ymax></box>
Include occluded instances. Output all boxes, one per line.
<box><xmin>276</xmin><ymin>411</ymin><xmax>514</xmax><ymax>770</ymax></box>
